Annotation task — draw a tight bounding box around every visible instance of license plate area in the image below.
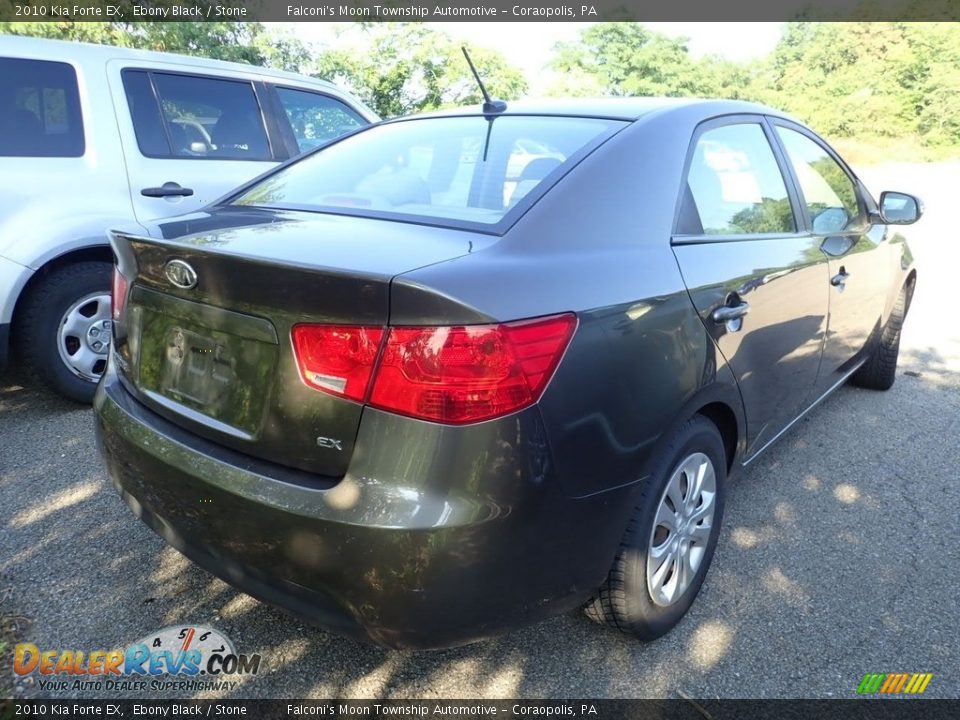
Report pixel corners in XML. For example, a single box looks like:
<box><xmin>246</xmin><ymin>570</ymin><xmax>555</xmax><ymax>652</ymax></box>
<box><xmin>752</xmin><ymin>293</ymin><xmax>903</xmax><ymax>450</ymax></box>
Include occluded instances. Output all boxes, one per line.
<box><xmin>132</xmin><ymin>296</ymin><xmax>278</xmax><ymax>437</ymax></box>
<box><xmin>161</xmin><ymin>327</ymin><xmax>235</xmax><ymax>407</ymax></box>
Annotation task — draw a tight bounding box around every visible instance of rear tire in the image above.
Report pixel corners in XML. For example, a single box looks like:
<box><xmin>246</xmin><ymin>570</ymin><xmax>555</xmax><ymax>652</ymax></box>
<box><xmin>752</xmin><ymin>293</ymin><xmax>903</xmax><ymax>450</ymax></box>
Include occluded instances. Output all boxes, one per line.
<box><xmin>851</xmin><ymin>280</ymin><xmax>912</xmax><ymax>391</ymax></box>
<box><xmin>584</xmin><ymin>415</ymin><xmax>726</xmax><ymax>640</ymax></box>
<box><xmin>14</xmin><ymin>262</ymin><xmax>112</xmax><ymax>404</ymax></box>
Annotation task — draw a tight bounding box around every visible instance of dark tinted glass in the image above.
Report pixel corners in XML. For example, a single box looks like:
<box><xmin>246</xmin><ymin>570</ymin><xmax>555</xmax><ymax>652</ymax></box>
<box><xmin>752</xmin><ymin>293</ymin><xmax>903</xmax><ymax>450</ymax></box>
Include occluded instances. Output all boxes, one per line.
<box><xmin>121</xmin><ymin>71</ymin><xmax>170</xmax><ymax>157</ymax></box>
<box><xmin>276</xmin><ymin>87</ymin><xmax>365</xmax><ymax>153</ymax></box>
<box><xmin>149</xmin><ymin>73</ymin><xmax>271</xmax><ymax>160</ymax></box>
<box><xmin>776</xmin><ymin>127</ymin><xmax>862</xmax><ymax>234</ymax></box>
<box><xmin>681</xmin><ymin>123</ymin><xmax>795</xmax><ymax>236</ymax></box>
<box><xmin>232</xmin><ymin>115</ymin><xmax>623</xmax><ymax>227</ymax></box>
<box><xmin>0</xmin><ymin>58</ymin><xmax>84</xmax><ymax>157</ymax></box>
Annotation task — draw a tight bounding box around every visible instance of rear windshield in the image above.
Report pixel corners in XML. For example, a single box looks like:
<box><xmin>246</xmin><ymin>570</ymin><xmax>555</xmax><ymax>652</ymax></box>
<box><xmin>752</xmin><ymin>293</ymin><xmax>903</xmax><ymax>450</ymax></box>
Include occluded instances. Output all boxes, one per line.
<box><xmin>230</xmin><ymin>115</ymin><xmax>625</xmax><ymax>230</ymax></box>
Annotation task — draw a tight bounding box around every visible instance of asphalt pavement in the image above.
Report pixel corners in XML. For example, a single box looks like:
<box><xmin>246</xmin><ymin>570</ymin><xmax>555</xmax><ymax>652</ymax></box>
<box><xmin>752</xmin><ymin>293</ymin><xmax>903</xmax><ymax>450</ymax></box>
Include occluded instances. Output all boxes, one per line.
<box><xmin>1</xmin><ymin>163</ymin><xmax>958</xmax><ymax>700</ymax></box>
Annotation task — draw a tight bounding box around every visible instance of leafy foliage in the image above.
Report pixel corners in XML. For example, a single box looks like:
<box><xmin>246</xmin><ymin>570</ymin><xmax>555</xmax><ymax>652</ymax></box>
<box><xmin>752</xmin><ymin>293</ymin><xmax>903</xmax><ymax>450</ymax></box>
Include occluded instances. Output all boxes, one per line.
<box><xmin>0</xmin><ymin>21</ymin><xmax>310</xmax><ymax>71</ymax></box>
<box><xmin>1</xmin><ymin>20</ymin><xmax>957</xmax><ymax>150</ymax></box>
<box><xmin>548</xmin><ymin>22</ymin><xmax>960</xmax><ymax>150</ymax></box>
<box><xmin>309</xmin><ymin>24</ymin><xmax>528</xmax><ymax>118</ymax></box>
<box><xmin>550</xmin><ymin>23</ymin><xmax>713</xmax><ymax>97</ymax></box>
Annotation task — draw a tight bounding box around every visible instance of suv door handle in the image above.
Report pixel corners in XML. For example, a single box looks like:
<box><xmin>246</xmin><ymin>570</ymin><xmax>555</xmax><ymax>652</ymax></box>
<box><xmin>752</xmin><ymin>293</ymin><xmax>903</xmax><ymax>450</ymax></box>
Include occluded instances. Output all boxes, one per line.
<box><xmin>141</xmin><ymin>183</ymin><xmax>194</xmax><ymax>198</ymax></box>
<box><xmin>831</xmin><ymin>270</ymin><xmax>851</xmax><ymax>287</ymax></box>
<box><xmin>711</xmin><ymin>302</ymin><xmax>750</xmax><ymax>323</ymax></box>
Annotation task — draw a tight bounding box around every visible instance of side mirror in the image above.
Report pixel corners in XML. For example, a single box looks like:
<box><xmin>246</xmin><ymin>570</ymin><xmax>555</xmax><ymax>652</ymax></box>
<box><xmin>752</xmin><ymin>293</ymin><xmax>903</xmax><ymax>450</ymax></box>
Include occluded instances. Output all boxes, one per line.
<box><xmin>879</xmin><ymin>191</ymin><xmax>923</xmax><ymax>225</ymax></box>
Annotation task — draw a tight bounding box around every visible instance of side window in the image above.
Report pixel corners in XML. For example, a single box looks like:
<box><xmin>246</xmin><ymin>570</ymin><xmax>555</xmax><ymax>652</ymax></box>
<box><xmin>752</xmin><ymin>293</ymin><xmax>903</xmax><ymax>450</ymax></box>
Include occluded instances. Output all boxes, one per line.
<box><xmin>123</xmin><ymin>71</ymin><xmax>271</xmax><ymax>161</ymax></box>
<box><xmin>775</xmin><ymin>126</ymin><xmax>862</xmax><ymax>234</ymax></box>
<box><xmin>0</xmin><ymin>57</ymin><xmax>84</xmax><ymax>157</ymax></box>
<box><xmin>121</xmin><ymin>71</ymin><xmax>170</xmax><ymax>157</ymax></box>
<box><xmin>275</xmin><ymin>87</ymin><xmax>364</xmax><ymax>154</ymax></box>
<box><xmin>678</xmin><ymin>123</ymin><xmax>795</xmax><ymax>236</ymax></box>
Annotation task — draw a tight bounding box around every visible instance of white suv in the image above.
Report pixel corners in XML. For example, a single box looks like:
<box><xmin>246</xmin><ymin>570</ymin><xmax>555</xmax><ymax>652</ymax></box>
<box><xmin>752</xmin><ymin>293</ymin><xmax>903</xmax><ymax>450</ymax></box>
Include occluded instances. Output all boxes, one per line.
<box><xmin>0</xmin><ymin>36</ymin><xmax>377</xmax><ymax>401</ymax></box>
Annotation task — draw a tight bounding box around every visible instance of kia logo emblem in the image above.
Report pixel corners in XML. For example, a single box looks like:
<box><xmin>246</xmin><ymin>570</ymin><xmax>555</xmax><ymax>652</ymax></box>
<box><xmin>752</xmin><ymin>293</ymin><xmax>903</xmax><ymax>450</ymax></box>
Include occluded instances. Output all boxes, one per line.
<box><xmin>165</xmin><ymin>259</ymin><xmax>197</xmax><ymax>289</ymax></box>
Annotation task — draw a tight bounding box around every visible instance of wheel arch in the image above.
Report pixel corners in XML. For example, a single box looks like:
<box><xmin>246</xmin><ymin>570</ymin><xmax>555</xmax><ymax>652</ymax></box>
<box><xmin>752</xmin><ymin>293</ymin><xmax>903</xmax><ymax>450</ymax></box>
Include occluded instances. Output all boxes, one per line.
<box><xmin>697</xmin><ymin>400</ymin><xmax>740</xmax><ymax>475</ymax></box>
<box><xmin>10</xmin><ymin>245</ymin><xmax>114</xmax><ymax>340</ymax></box>
<box><xmin>903</xmin><ymin>268</ymin><xmax>917</xmax><ymax>313</ymax></box>
<box><xmin>637</xmin><ymin>379</ymin><xmax>746</xmax><ymax>486</ymax></box>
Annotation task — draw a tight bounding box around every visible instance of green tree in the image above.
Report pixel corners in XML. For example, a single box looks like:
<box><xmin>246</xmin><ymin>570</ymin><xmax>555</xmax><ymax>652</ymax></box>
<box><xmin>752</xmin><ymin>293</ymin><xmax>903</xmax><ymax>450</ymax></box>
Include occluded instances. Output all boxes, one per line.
<box><xmin>548</xmin><ymin>23</ymin><xmax>714</xmax><ymax>97</ymax></box>
<box><xmin>0</xmin><ymin>21</ymin><xmax>310</xmax><ymax>71</ymax></box>
<box><xmin>545</xmin><ymin>21</ymin><xmax>960</xmax><ymax>151</ymax></box>
<box><xmin>311</xmin><ymin>24</ymin><xmax>527</xmax><ymax>118</ymax></box>
<box><xmin>755</xmin><ymin>22</ymin><xmax>960</xmax><ymax>148</ymax></box>
<box><xmin>901</xmin><ymin>22</ymin><xmax>960</xmax><ymax>146</ymax></box>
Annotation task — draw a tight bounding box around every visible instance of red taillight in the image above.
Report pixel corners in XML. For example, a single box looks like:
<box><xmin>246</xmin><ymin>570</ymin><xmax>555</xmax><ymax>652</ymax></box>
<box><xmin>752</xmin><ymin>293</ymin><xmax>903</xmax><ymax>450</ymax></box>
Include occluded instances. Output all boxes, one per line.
<box><xmin>291</xmin><ymin>314</ymin><xmax>576</xmax><ymax>424</ymax></box>
<box><xmin>291</xmin><ymin>325</ymin><xmax>384</xmax><ymax>402</ymax></box>
<box><xmin>111</xmin><ymin>267</ymin><xmax>129</xmax><ymax>322</ymax></box>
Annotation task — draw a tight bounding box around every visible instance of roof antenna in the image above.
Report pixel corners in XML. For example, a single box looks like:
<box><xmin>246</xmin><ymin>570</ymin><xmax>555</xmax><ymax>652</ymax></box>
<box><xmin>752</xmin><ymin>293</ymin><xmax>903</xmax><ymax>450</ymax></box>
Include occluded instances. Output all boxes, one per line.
<box><xmin>461</xmin><ymin>46</ymin><xmax>507</xmax><ymax>114</ymax></box>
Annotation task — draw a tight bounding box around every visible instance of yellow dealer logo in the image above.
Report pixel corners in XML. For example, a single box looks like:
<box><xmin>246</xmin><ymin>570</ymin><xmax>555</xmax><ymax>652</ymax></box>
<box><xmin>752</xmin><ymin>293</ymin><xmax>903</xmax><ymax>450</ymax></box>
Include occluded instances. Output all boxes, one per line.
<box><xmin>857</xmin><ymin>672</ymin><xmax>933</xmax><ymax>695</ymax></box>
<box><xmin>12</xmin><ymin>625</ymin><xmax>261</xmax><ymax>694</ymax></box>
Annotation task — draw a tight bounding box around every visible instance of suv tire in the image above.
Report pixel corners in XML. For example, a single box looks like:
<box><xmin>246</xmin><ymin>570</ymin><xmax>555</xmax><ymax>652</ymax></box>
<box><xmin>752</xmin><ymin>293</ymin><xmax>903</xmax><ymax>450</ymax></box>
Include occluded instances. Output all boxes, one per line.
<box><xmin>15</xmin><ymin>261</ymin><xmax>112</xmax><ymax>403</ymax></box>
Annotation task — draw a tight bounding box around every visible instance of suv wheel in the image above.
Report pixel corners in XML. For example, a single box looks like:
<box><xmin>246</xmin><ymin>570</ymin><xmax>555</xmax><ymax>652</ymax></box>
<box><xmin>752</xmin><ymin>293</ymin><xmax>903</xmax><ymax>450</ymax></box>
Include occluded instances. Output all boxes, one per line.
<box><xmin>584</xmin><ymin>415</ymin><xmax>726</xmax><ymax>640</ymax></box>
<box><xmin>15</xmin><ymin>261</ymin><xmax>112</xmax><ymax>403</ymax></box>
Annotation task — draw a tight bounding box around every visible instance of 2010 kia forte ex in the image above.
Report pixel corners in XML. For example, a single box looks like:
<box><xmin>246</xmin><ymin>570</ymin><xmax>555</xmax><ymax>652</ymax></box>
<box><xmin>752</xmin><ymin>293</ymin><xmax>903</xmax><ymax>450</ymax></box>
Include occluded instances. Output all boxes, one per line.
<box><xmin>94</xmin><ymin>98</ymin><xmax>921</xmax><ymax>649</ymax></box>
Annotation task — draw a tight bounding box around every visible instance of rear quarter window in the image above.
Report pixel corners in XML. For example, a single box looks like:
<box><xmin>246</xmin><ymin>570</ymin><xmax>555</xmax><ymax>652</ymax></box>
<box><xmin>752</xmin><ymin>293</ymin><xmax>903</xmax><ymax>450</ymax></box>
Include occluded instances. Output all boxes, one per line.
<box><xmin>0</xmin><ymin>58</ymin><xmax>84</xmax><ymax>158</ymax></box>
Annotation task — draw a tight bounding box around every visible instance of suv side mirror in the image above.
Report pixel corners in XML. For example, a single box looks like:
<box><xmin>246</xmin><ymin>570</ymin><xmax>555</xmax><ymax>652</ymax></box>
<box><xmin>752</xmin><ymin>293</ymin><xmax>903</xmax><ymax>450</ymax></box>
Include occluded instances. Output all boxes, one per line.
<box><xmin>879</xmin><ymin>191</ymin><xmax>923</xmax><ymax>225</ymax></box>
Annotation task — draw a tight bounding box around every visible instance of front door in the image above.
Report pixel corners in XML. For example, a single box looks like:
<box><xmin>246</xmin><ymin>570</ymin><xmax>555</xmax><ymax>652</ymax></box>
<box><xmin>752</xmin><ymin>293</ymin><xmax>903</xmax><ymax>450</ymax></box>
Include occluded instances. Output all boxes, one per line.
<box><xmin>772</xmin><ymin>123</ymin><xmax>892</xmax><ymax>393</ymax></box>
<box><xmin>671</xmin><ymin>118</ymin><xmax>830</xmax><ymax>457</ymax></box>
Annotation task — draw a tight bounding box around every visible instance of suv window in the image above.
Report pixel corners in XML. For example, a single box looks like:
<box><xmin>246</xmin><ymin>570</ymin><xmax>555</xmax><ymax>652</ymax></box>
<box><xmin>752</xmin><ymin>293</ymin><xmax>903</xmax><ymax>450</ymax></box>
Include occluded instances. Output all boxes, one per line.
<box><xmin>679</xmin><ymin>123</ymin><xmax>795</xmax><ymax>236</ymax></box>
<box><xmin>0</xmin><ymin>58</ymin><xmax>84</xmax><ymax>157</ymax></box>
<box><xmin>275</xmin><ymin>87</ymin><xmax>364</xmax><ymax>153</ymax></box>
<box><xmin>122</xmin><ymin>70</ymin><xmax>271</xmax><ymax>161</ymax></box>
<box><xmin>121</xmin><ymin>71</ymin><xmax>169</xmax><ymax>157</ymax></box>
<box><xmin>775</xmin><ymin>126</ymin><xmax>862</xmax><ymax>234</ymax></box>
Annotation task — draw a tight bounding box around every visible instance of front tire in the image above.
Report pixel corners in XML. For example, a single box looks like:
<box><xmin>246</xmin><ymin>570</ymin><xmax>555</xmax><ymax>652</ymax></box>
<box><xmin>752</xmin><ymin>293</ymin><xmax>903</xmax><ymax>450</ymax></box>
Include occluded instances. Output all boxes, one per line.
<box><xmin>851</xmin><ymin>280</ymin><xmax>913</xmax><ymax>391</ymax></box>
<box><xmin>14</xmin><ymin>261</ymin><xmax>112</xmax><ymax>403</ymax></box>
<box><xmin>584</xmin><ymin>415</ymin><xmax>726</xmax><ymax>640</ymax></box>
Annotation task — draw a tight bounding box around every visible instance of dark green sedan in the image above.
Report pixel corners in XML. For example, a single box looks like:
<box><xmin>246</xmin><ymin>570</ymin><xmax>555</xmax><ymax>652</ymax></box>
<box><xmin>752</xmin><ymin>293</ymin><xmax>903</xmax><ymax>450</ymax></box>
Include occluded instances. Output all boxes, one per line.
<box><xmin>95</xmin><ymin>98</ymin><xmax>921</xmax><ymax>648</ymax></box>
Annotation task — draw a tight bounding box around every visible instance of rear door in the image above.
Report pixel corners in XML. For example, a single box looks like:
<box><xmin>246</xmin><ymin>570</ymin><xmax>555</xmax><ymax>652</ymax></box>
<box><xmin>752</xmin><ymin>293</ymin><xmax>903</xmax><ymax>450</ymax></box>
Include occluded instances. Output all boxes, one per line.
<box><xmin>107</xmin><ymin>61</ymin><xmax>281</xmax><ymax>223</ymax></box>
<box><xmin>771</xmin><ymin>122</ymin><xmax>891</xmax><ymax>392</ymax></box>
<box><xmin>671</xmin><ymin>116</ymin><xmax>830</xmax><ymax>457</ymax></box>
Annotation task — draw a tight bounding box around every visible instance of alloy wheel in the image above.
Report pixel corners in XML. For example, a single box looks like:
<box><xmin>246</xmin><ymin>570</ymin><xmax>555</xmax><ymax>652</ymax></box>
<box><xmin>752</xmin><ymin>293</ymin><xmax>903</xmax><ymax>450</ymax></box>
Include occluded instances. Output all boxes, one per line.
<box><xmin>646</xmin><ymin>452</ymin><xmax>717</xmax><ymax>607</ymax></box>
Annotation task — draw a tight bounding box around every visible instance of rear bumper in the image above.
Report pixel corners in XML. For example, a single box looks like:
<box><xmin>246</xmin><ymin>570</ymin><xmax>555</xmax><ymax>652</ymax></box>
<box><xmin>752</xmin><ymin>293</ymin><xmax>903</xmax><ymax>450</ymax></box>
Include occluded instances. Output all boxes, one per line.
<box><xmin>94</xmin><ymin>362</ymin><xmax>633</xmax><ymax>649</ymax></box>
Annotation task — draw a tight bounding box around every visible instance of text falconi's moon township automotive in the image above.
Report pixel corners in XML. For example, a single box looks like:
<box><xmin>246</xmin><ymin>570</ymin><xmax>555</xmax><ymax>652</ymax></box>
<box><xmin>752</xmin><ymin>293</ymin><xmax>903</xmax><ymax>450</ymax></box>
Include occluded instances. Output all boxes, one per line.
<box><xmin>285</xmin><ymin>5</ymin><xmax>591</xmax><ymax>17</ymax></box>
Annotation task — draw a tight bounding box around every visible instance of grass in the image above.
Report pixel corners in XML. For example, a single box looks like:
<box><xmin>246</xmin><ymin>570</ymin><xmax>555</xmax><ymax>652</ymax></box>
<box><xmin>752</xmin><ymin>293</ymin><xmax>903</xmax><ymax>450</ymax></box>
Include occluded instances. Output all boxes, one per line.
<box><xmin>831</xmin><ymin>135</ymin><xmax>960</xmax><ymax>168</ymax></box>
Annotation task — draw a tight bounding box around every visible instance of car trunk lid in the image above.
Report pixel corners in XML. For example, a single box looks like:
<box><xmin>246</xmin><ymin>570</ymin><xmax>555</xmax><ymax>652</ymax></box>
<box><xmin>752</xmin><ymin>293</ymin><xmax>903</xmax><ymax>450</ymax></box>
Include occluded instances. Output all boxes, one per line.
<box><xmin>111</xmin><ymin>208</ymin><xmax>493</xmax><ymax>478</ymax></box>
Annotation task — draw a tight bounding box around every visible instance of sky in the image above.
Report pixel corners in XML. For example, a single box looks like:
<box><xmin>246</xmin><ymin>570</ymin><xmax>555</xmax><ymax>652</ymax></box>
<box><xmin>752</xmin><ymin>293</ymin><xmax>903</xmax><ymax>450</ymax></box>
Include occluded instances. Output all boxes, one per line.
<box><xmin>283</xmin><ymin>22</ymin><xmax>785</xmax><ymax>94</ymax></box>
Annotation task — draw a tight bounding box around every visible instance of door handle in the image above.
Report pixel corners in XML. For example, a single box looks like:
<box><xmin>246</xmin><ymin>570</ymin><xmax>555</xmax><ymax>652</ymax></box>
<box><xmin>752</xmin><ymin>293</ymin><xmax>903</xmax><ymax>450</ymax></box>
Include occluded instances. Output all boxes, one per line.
<box><xmin>711</xmin><ymin>302</ymin><xmax>750</xmax><ymax>324</ymax></box>
<box><xmin>831</xmin><ymin>270</ymin><xmax>851</xmax><ymax>287</ymax></box>
<box><xmin>141</xmin><ymin>182</ymin><xmax>194</xmax><ymax>198</ymax></box>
